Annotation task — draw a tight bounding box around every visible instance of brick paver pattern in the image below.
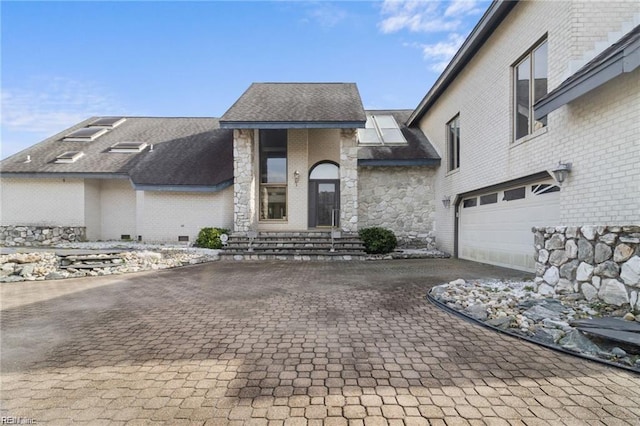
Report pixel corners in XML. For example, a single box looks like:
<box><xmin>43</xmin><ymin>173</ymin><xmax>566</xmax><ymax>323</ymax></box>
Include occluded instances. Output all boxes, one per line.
<box><xmin>2</xmin><ymin>259</ymin><xmax>640</xmax><ymax>425</ymax></box>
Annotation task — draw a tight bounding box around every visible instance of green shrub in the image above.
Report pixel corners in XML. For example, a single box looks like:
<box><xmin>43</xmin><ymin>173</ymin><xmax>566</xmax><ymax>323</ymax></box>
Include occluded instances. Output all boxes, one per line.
<box><xmin>195</xmin><ymin>227</ymin><xmax>229</xmax><ymax>249</ymax></box>
<box><xmin>358</xmin><ymin>227</ymin><xmax>398</xmax><ymax>254</ymax></box>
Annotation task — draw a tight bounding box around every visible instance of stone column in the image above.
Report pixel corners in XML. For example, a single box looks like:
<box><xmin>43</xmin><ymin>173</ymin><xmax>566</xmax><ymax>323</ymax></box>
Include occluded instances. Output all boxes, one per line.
<box><xmin>233</xmin><ymin>129</ymin><xmax>256</xmax><ymax>233</ymax></box>
<box><xmin>339</xmin><ymin>128</ymin><xmax>358</xmax><ymax>233</ymax></box>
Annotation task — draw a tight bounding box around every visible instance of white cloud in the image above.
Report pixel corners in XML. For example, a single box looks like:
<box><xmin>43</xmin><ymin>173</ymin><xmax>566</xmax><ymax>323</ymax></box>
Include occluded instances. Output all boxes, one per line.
<box><xmin>420</xmin><ymin>32</ymin><xmax>466</xmax><ymax>71</ymax></box>
<box><xmin>445</xmin><ymin>0</ymin><xmax>482</xmax><ymax>18</ymax></box>
<box><xmin>379</xmin><ymin>0</ymin><xmax>484</xmax><ymax>72</ymax></box>
<box><xmin>1</xmin><ymin>76</ymin><xmax>123</xmax><ymax>134</ymax></box>
<box><xmin>298</xmin><ymin>2</ymin><xmax>348</xmax><ymax>28</ymax></box>
<box><xmin>379</xmin><ymin>0</ymin><xmax>481</xmax><ymax>34</ymax></box>
<box><xmin>309</xmin><ymin>3</ymin><xmax>347</xmax><ymax>27</ymax></box>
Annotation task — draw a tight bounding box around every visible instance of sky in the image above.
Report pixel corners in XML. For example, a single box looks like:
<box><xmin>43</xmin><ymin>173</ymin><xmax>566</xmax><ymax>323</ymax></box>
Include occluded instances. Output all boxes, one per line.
<box><xmin>1</xmin><ymin>0</ymin><xmax>489</xmax><ymax>159</ymax></box>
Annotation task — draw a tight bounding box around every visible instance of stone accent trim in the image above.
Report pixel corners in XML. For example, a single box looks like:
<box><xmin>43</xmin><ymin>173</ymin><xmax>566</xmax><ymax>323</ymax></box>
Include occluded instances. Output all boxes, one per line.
<box><xmin>339</xmin><ymin>129</ymin><xmax>358</xmax><ymax>232</ymax></box>
<box><xmin>533</xmin><ymin>225</ymin><xmax>640</xmax><ymax>312</ymax></box>
<box><xmin>233</xmin><ymin>129</ymin><xmax>256</xmax><ymax>233</ymax></box>
<box><xmin>1</xmin><ymin>226</ymin><xmax>86</xmax><ymax>247</ymax></box>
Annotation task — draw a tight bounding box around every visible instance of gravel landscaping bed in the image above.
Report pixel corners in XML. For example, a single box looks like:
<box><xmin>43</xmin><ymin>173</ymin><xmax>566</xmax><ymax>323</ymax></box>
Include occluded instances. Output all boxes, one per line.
<box><xmin>0</xmin><ymin>242</ymin><xmax>219</xmax><ymax>282</ymax></box>
<box><xmin>429</xmin><ymin>278</ymin><xmax>640</xmax><ymax>372</ymax></box>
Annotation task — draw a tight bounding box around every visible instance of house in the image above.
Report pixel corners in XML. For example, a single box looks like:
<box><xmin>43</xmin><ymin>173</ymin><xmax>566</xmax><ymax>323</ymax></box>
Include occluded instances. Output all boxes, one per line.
<box><xmin>1</xmin><ymin>1</ymin><xmax>638</xmax><ymax>277</ymax></box>
<box><xmin>408</xmin><ymin>0</ymin><xmax>639</xmax><ymax>274</ymax></box>
<box><xmin>0</xmin><ymin>85</ymin><xmax>440</xmax><ymax>249</ymax></box>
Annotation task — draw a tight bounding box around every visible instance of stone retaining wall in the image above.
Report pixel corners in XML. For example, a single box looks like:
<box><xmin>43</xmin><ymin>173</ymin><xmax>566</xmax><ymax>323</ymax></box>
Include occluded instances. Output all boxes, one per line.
<box><xmin>0</xmin><ymin>226</ymin><xmax>86</xmax><ymax>247</ymax></box>
<box><xmin>533</xmin><ymin>226</ymin><xmax>640</xmax><ymax>312</ymax></box>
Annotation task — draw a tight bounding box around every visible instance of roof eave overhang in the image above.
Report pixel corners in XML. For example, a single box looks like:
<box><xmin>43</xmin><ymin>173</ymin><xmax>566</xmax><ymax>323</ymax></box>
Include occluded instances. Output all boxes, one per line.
<box><xmin>534</xmin><ymin>39</ymin><xmax>640</xmax><ymax>120</ymax></box>
<box><xmin>132</xmin><ymin>179</ymin><xmax>233</xmax><ymax>193</ymax></box>
<box><xmin>0</xmin><ymin>172</ymin><xmax>130</xmax><ymax>180</ymax></box>
<box><xmin>219</xmin><ymin>121</ymin><xmax>366</xmax><ymax>129</ymax></box>
<box><xmin>358</xmin><ymin>159</ymin><xmax>441</xmax><ymax>167</ymax></box>
<box><xmin>407</xmin><ymin>0</ymin><xmax>518</xmax><ymax>127</ymax></box>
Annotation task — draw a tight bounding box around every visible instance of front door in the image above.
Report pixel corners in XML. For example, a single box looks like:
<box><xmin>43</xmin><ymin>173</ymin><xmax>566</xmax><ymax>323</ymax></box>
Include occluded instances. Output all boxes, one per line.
<box><xmin>309</xmin><ymin>180</ymin><xmax>340</xmax><ymax>227</ymax></box>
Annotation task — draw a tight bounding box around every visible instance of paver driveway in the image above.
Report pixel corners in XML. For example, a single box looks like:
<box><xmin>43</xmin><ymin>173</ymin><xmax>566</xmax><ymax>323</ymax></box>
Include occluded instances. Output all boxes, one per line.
<box><xmin>2</xmin><ymin>259</ymin><xmax>640</xmax><ymax>425</ymax></box>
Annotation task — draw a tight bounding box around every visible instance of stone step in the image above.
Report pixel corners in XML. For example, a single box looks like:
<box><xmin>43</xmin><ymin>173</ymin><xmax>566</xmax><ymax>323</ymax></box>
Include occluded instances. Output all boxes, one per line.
<box><xmin>224</xmin><ymin>242</ymin><xmax>364</xmax><ymax>249</ymax></box>
<box><xmin>222</xmin><ymin>232</ymin><xmax>366</xmax><ymax>261</ymax></box>
<box><xmin>228</xmin><ymin>236</ymin><xmax>360</xmax><ymax>242</ymax></box>
<box><xmin>222</xmin><ymin>248</ymin><xmax>365</xmax><ymax>255</ymax></box>
<box><xmin>61</xmin><ymin>255</ymin><xmax>123</xmax><ymax>262</ymax></box>
<box><xmin>219</xmin><ymin>252</ymin><xmax>366</xmax><ymax>261</ymax></box>
<box><xmin>59</xmin><ymin>262</ymin><xmax>116</xmax><ymax>269</ymax></box>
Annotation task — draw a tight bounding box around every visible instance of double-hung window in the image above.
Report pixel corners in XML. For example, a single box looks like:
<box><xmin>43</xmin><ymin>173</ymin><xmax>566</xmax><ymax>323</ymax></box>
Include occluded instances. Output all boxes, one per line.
<box><xmin>259</xmin><ymin>129</ymin><xmax>287</xmax><ymax>220</ymax></box>
<box><xmin>447</xmin><ymin>114</ymin><xmax>460</xmax><ymax>171</ymax></box>
<box><xmin>514</xmin><ymin>39</ymin><xmax>548</xmax><ymax>140</ymax></box>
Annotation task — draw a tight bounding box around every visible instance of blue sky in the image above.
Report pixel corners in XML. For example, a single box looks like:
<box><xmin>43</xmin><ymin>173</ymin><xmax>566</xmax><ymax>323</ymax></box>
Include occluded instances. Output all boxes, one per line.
<box><xmin>1</xmin><ymin>0</ymin><xmax>488</xmax><ymax>159</ymax></box>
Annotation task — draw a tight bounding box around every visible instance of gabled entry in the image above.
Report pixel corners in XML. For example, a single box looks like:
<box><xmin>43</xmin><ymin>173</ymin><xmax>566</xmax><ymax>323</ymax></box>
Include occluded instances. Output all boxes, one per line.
<box><xmin>308</xmin><ymin>162</ymin><xmax>340</xmax><ymax>228</ymax></box>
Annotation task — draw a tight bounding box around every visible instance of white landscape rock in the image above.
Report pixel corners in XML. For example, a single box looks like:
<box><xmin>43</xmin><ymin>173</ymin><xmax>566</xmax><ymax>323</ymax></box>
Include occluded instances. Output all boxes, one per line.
<box><xmin>543</xmin><ymin>266</ymin><xmax>560</xmax><ymax>285</ymax></box>
<box><xmin>576</xmin><ymin>262</ymin><xmax>594</xmax><ymax>282</ymax></box>
<box><xmin>0</xmin><ymin>243</ymin><xmax>219</xmax><ymax>282</ymax></box>
<box><xmin>598</xmin><ymin>279</ymin><xmax>629</xmax><ymax>306</ymax></box>
<box><xmin>620</xmin><ymin>256</ymin><xmax>640</xmax><ymax>286</ymax></box>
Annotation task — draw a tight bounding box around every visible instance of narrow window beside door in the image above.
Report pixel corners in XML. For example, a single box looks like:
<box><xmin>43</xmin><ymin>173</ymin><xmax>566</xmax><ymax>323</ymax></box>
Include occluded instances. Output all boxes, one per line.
<box><xmin>259</xmin><ymin>129</ymin><xmax>287</xmax><ymax>220</ymax></box>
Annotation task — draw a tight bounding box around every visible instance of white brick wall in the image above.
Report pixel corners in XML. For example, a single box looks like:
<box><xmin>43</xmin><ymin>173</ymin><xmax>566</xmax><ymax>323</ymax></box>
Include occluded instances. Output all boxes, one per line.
<box><xmin>138</xmin><ymin>187</ymin><xmax>234</xmax><ymax>243</ymax></box>
<box><xmin>84</xmin><ymin>179</ymin><xmax>102</xmax><ymax>240</ymax></box>
<box><xmin>418</xmin><ymin>1</ymin><xmax>640</xmax><ymax>254</ymax></box>
<box><xmin>100</xmin><ymin>179</ymin><xmax>137</xmax><ymax>240</ymax></box>
<box><xmin>0</xmin><ymin>177</ymin><xmax>85</xmax><ymax>226</ymax></box>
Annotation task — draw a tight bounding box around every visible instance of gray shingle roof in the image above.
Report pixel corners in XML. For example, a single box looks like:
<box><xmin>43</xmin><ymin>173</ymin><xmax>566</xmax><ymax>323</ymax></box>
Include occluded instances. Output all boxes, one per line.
<box><xmin>220</xmin><ymin>83</ymin><xmax>367</xmax><ymax>128</ymax></box>
<box><xmin>358</xmin><ymin>110</ymin><xmax>441</xmax><ymax>166</ymax></box>
<box><xmin>0</xmin><ymin>117</ymin><xmax>233</xmax><ymax>189</ymax></box>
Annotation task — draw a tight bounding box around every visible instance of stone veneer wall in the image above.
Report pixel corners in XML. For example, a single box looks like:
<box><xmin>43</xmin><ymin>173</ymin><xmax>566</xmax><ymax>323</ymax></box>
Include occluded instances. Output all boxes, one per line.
<box><xmin>358</xmin><ymin>166</ymin><xmax>437</xmax><ymax>249</ymax></box>
<box><xmin>1</xmin><ymin>226</ymin><xmax>86</xmax><ymax>247</ymax></box>
<box><xmin>339</xmin><ymin>129</ymin><xmax>358</xmax><ymax>232</ymax></box>
<box><xmin>233</xmin><ymin>129</ymin><xmax>256</xmax><ymax>234</ymax></box>
<box><xmin>533</xmin><ymin>226</ymin><xmax>640</xmax><ymax>312</ymax></box>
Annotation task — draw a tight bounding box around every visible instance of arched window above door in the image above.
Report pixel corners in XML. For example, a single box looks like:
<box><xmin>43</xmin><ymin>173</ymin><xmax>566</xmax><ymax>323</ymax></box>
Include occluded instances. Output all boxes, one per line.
<box><xmin>309</xmin><ymin>162</ymin><xmax>339</xmax><ymax>180</ymax></box>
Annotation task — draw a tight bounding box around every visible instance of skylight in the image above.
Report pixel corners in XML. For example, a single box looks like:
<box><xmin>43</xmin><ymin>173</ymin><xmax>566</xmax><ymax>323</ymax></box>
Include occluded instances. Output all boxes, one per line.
<box><xmin>62</xmin><ymin>127</ymin><xmax>109</xmax><ymax>142</ymax></box>
<box><xmin>357</xmin><ymin>114</ymin><xmax>407</xmax><ymax>145</ymax></box>
<box><xmin>109</xmin><ymin>142</ymin><xmax>148</xmax><ymax>153</ymax></box>
<box><xmin>55</xmin><ymin>151</ymin><xmax>84</xmax><ymax>163</ymax></box>
<box><xmin>89</xmin><ymin>117</ymin><xmax>126</xmax><ymax>128</ymax></box>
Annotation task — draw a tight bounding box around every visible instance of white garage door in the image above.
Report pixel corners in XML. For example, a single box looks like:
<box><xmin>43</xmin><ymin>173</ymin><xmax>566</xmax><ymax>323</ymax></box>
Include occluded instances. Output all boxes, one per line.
<box><xmin>458</xmin><ymin>180</ymin><xmax>560</xmax><ymax>272</ymax></box>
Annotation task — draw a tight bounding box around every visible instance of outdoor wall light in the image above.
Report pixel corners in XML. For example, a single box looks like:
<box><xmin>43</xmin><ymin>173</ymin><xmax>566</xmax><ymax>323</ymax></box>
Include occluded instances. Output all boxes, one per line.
<box><xmin>551</xmin><ymin>161</ymin><xmax>572</xmax><ymax>186</ymax></box>
<box><xmin>442</xmin><ymin>196</ymin><xmax>451</xmax><ymax>209</ymax></box>
<box><xmin>294</xmin><ymin>170</ymin><xmax>300</xmax><ymax>186</ymax></box>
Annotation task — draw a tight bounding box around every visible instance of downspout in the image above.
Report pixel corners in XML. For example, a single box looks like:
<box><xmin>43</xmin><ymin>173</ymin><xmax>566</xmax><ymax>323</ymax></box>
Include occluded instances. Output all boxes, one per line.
<box><xmin>454</xmin><ymin>196</ymin><xmax>462</xmax><ymax>258</ymax></box>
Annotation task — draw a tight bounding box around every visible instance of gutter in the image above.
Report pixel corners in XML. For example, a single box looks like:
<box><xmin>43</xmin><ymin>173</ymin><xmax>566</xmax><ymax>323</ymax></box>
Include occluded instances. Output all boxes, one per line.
<box><xmin>219</xmin><ymin>121</ymin><xmax>366</xmax><ymax>129</ymax></box>
<box><xmin>534</xmin><ymin>36</ymin><xmax>640</xmax><ymax>120</ymax></box>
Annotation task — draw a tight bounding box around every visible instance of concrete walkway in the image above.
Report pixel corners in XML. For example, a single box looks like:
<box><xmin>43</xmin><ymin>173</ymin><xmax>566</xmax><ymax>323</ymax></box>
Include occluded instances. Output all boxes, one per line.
<box><xmin>2</xmin><ymin>259</ymin><xmax>639</xmax><ymax>425</ymax></box>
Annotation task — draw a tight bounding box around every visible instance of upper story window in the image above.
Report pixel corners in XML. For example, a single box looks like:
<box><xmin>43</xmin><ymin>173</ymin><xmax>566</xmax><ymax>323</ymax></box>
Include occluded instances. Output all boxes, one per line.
<box><xmin>514</xmin><ymin>39</ymin><xmax>548</xmax><ymax>140</ymax></box>
<box><xmin>357</xmin><ymin>114</ymin><xmax>407</xmax><ymax>145</ymax></box>
<box><xmin>447</xmin><ymin>114</ymin><xmax>460</xmax><ymax>171</ymax></box>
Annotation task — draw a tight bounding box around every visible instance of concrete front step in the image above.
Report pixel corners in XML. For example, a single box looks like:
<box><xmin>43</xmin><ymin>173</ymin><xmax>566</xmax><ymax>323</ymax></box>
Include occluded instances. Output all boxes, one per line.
<box><xmin>221</xmin><ymin>232</ymin><xmax>366</xmax><ymax>261</ymax></box>
<box><xmin>219</xmin><ymin>252</ymin><xmax>366</xmax><ymax>261</ymax></box>
<box><xmin>224</xmin><ymin>244</ymin><xmax>365</xmax><ymax>250</ymax></box>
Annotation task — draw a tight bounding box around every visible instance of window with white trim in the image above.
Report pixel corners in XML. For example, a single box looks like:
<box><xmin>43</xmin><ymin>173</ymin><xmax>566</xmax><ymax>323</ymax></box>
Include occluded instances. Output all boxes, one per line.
<box><xmin>514</xmin><ymin>39</ymin><xmax>548</xmax><ymax>140</ymax></box>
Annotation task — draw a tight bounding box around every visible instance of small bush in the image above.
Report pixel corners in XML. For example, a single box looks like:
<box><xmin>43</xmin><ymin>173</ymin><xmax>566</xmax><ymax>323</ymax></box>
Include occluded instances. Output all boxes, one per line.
<box><xmin>358</xmin><ymin>227</ymin><xmax>398</xmax><ymax>254</ymax></box>
<box><xmin>195</xmin><ymin>227</ymin><xmax>229</xmax><ymax>249</ymax></box>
